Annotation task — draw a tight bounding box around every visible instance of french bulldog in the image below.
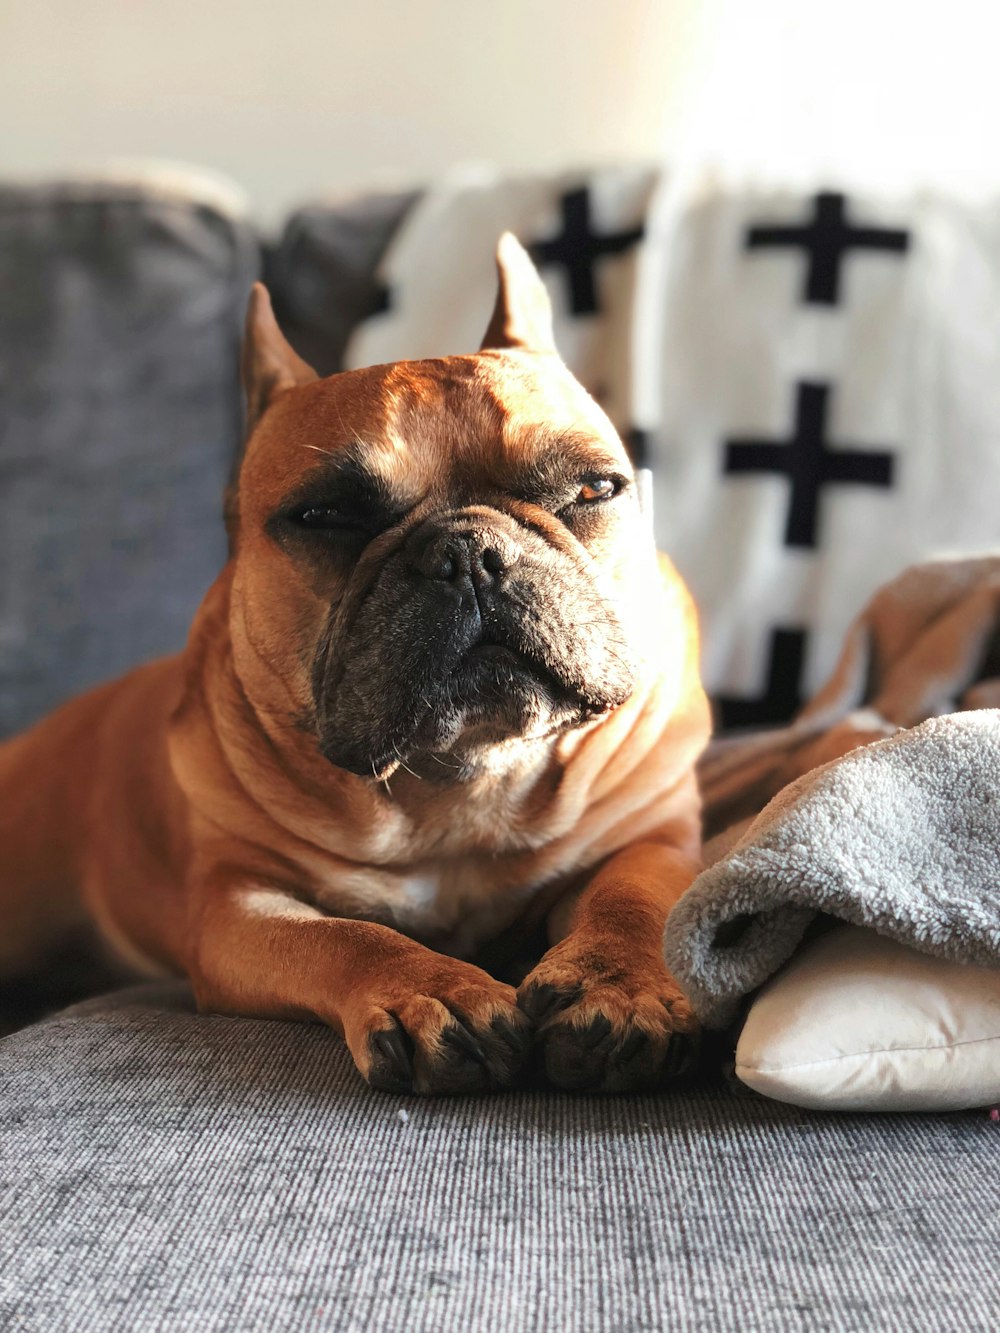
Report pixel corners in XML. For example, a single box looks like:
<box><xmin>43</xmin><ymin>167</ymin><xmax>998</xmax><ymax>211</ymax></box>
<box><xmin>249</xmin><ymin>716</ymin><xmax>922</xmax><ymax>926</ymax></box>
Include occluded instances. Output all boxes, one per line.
<box><xmin>0</xmin><ymin>235</ymin><xmax>710</xmax><ymax>1094</ymax></box>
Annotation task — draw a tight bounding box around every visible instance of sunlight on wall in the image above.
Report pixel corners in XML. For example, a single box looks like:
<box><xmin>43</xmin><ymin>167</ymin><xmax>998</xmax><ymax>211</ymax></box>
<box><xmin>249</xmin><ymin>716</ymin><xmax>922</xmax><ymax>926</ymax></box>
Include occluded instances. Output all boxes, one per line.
<box><xmin>671</xmin><ymin>1</ymin><xmax>1000</xmax><ymax>197</ymax></box>
<box><xmin>0</xmin><ymin>0</ymin><xmax>704</xmax><ymax>224</ymax></box>
<box><xmin>2</xmin><ymin>0</ymin><xmax>998</xmax><ymax>222</ymax></box>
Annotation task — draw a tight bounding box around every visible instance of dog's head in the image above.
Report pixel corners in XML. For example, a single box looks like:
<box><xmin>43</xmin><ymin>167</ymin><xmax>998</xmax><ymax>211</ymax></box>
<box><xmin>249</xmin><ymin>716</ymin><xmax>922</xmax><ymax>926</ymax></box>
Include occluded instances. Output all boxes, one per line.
<box><xmin>230</xmin><ymin>236</ymin><xmax>659</xmax><ymax>780</ymax></box>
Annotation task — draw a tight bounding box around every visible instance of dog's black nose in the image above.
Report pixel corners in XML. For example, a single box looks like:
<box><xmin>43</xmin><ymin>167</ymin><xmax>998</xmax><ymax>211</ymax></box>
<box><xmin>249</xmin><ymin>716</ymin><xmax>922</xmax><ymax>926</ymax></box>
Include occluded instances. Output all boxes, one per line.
<box><xmin>412</xmin><ymin>529</ymin><xmax>521</xmax><ymax>590</ymax></box>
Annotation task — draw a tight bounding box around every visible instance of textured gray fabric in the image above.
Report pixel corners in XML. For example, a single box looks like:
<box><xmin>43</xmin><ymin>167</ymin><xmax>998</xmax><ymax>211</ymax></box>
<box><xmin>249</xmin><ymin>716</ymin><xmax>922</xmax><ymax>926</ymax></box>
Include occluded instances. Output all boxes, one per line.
<box><xmin>0</xmin><ymin>179</ymin><xmax>258</xmax><ymax>736</ymax></box>
<box><xmin>666</xmin><ymin>711</ymin><xmax>1000</xmax><ymax>1029</ymax></box>
<box><xmin>265</xmin><ymin>190</ymin><xmax>419</xmax><ymax>376</ymax></box>
<box><xmin>2</xmin><ymin>985</ymin><xmax>999</xmax><ymax>1332</ymax></box>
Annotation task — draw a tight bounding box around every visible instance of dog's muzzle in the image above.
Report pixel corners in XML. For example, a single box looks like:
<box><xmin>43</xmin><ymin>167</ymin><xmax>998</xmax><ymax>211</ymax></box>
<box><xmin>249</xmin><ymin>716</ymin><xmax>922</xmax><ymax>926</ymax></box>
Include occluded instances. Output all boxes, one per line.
<box><xmin>312</xmin><ymin>511</ymin><xmax>636</xmax><ymax>779</ymax></box>
<box><xmin>406</xmin><ymin>521</ymin><xmax>523</xmax><ymax>634</ymax></box>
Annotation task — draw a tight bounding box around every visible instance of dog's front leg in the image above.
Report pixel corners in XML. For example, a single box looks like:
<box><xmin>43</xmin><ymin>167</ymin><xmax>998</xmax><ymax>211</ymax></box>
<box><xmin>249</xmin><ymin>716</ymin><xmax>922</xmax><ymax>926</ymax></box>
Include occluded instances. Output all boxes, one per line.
<box><xmin>518</xmin><ymin>842</ymin><xmax>701</xmax><ymax>1092</ymax></box>
<box><xmin>190</xmin><ymin>879</ymin><xmax>530</xmax><ymax>1095</ymax></box>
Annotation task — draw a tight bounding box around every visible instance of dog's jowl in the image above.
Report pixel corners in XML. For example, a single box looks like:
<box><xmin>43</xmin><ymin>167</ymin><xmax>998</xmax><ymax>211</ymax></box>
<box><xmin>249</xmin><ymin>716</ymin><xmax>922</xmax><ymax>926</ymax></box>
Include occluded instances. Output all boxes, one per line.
<box><xmin>0</xmin><ymin>235</ymin><xmax>710</xmax><ymax>1094</ymax></box>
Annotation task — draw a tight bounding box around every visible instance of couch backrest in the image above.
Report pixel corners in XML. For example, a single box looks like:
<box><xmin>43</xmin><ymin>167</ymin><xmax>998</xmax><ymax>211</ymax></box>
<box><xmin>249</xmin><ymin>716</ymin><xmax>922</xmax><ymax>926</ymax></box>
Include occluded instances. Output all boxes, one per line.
<box><xmin>0</xmin><ymin>173</ymin><xmax>256</xmax><ymax>736</ymax></box>
<box><xmin>7</xmin><ymin>165</ymin><xmax>998</xmax><ymax>739</ymax></box>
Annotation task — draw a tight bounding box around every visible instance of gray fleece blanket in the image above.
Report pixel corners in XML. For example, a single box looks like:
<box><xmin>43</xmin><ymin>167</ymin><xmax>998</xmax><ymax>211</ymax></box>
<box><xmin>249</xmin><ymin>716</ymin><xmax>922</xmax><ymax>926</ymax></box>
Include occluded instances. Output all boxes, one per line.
<box><xmin>665</xmin><ymin>710</ymin><xmax>1000</xmax><ymax>1028</ymax></box>
<box><xmin>665</xmin><ymin>556</ymin><xmax>1000</xmax><ymax>1029</ymax></box>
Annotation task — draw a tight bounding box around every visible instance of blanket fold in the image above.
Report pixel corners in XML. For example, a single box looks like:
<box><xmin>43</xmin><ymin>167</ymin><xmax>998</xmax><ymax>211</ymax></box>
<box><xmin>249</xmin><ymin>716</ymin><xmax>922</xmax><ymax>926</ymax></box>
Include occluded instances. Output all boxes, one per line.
<box><xmin>667</xmin><ymin>712</ymin><xmax>1000</xmax><ymax>1028</ymax></box>
<box><xmin>699</xmin><ymin>555</ymin><xmax>1000</xmax><ymax>841</ymax></box>
<box><xmin>670</xmin><ymin>555</ymin><xmax>1000</xmax><ymax>1028</ymax></box>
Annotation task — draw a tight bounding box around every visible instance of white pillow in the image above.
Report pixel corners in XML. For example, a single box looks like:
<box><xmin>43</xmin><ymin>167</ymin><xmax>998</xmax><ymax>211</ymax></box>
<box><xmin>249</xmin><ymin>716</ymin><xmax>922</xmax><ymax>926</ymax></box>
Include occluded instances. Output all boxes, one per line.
<box><xmin>735</xmin><ymin>925</ymin><xmax>1000</xmax><ymax>1112</ymax></box>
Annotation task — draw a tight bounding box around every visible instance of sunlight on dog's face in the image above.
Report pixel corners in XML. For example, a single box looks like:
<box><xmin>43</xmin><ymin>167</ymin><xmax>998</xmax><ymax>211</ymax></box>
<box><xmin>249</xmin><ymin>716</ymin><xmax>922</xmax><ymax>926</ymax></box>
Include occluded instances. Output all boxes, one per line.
<box><xmin>230</xmin><ymin>240</ymin><xmax>658</xmax><ymax>781</ymax></box>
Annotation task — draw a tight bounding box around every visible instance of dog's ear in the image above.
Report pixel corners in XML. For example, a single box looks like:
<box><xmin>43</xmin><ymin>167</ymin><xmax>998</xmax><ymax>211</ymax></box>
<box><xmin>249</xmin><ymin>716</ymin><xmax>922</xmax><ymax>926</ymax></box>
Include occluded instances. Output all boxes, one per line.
<box><xmin>480</xmin><ymin>233</ymin><xmax>557</xmax><ymax>354</ymax></box>
<box><xmin>242</xmin><ymin>283</ymin><xmax>318</xmax><ymax>434</ymax></box>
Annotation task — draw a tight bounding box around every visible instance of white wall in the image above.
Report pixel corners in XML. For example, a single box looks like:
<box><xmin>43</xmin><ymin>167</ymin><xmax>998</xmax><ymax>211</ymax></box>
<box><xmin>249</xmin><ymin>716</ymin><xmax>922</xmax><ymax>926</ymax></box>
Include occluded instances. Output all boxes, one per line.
<box><xmin>3</xmin><ymin>0</ymin><xmax>999</xmax><ymax>229</ymax></box>
<box><xmin>0</xmin><ymin>0</ymin><xmax>710</xmax><ymax>227</ymax></box>
<box><xmin>669</xmin><ymin>1</ymin><xmax>1000</xmax><ymax>199</ymax></box>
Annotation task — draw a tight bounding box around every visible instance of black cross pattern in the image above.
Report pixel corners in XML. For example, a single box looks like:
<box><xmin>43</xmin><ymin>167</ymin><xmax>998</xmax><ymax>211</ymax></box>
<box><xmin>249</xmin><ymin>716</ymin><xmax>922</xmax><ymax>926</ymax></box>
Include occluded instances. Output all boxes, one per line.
<box><xmin>529</xmin><ymin>187</ymin><xmax>644</xmax><ymax>316</ymax></box>
<box><xmin>624</xmin><ymin>426</ymin><xmax>651</xmax><ymax>468</ymax></box>
<box><xmin>716</xmin><ymin>628</ymin><xmax>807</xmax><ymax>731</ymax></box>
<box><xmin>724</xmin><ymin>381</ymin><xmax>894</xmax><ymax>549</ymax></box>
<box><xmin>745</xmin><ymin>191</ymin><xmax>909</xmax><ymax>305</ymax></box>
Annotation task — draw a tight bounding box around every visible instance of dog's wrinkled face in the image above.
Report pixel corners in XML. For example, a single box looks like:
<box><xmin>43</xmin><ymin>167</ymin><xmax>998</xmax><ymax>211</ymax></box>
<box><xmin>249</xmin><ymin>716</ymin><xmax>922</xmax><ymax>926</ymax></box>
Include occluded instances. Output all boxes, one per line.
<box><xmin>231</xmin><ymin>238</ymin><xmax>657</xmax><ymax>780</ymax></box>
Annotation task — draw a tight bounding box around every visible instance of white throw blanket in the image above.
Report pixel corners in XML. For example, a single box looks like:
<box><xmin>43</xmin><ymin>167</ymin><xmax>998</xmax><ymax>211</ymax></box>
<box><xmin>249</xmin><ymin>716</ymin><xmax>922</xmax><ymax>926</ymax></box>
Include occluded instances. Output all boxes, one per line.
<box><xmin>347</xmin><ymin>166</ymin><xmax>1000</xmax><ymax>722</ymax></box>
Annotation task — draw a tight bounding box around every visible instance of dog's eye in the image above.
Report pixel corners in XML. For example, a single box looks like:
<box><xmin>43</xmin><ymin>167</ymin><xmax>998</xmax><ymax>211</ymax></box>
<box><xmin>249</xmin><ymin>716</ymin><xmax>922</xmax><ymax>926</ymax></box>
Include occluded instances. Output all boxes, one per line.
<box><xmin>576</xmin><ymin>477</ymin><xmax>621</xmax><ymax>504</ymax></box>
<box><xmin>297</xmin><ymin>506</ymin><xmax>340</xmax><ymax>528</ymax></box>
<box><xmin>293</xmin><ymin>505</ymin><xmax>365</xmax><ymax>532</ymax></box>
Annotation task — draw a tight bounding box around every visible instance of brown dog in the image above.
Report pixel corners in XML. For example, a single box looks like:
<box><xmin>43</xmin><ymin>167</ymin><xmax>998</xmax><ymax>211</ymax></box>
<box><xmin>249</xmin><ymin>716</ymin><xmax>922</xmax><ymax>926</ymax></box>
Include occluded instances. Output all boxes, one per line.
<box><xmin>0</xmin><ymin>235</ymin><xmax>709</xmax><ymax>1094</ymax></box>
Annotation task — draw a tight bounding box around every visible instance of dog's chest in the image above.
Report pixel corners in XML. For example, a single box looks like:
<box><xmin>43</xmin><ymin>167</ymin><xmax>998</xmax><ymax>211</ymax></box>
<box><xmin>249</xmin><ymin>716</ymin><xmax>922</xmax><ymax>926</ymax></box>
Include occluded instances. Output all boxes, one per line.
<box><xmin>307</xmin><ymin>857</ymin><xmax>550</xmax><ymax>958</ymax></box>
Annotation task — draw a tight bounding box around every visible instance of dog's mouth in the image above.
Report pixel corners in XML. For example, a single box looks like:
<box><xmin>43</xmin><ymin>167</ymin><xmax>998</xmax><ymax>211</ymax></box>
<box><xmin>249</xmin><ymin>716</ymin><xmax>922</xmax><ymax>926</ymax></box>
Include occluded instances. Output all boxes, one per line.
<box><xmin>452</xmin><ymin>622</ymin><xmax>591</xmax><ymax>701</ymax></box>
<box><xmin>310</xmin><ymin>536</ymin><xmax>638</xmax><ymax>781</ymax></box>
<box><xmin>317</xmin><ymin>629</ymin><xmax>605</xmax><ymax>780</ymax></box>
<box><xmin>457</xmin><ymin>639</ymin><xmax>557</xmax><ymax>680</ymax></box>
<box><xmin>413</xmin><ymin>634</ymin><xmax>578</xmax><ymax>737</ymax></box>
<box><xmin>466</xmin><ymin>641</ymin><xmax>518</xmax><ymax>662</ymax></box>
<box><xmin>318</xmin><ymin>615</ymin><xmax>633</xmax><ymax>778</ymax></box>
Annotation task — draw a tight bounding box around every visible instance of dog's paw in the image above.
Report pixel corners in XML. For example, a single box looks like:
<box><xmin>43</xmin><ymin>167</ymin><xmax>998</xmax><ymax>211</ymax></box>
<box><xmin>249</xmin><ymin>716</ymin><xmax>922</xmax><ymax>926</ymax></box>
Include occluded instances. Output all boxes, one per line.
<box><xmin>517</xmin><ymin>943</ymin><xmax>699</xmax><ymax>1093</ymax></box>
<box><xmin>346</xmin><ymin>961</ymin><xmax>531</xmax><ymax>1096</ymax></box>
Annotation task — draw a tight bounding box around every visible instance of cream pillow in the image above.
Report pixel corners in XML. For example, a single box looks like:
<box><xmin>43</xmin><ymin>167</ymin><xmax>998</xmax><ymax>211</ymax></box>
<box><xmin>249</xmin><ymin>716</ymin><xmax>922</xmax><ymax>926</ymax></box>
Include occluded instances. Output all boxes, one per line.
<box><xmin>735</xmin><ymin>925</ymin><xmax>1000</xmax><ymax>1112</ymax></box>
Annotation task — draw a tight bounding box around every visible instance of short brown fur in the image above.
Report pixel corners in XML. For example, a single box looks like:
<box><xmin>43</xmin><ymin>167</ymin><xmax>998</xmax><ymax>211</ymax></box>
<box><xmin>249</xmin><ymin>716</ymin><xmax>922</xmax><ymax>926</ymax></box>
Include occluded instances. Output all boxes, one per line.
<box><xmin>0</xmin><ymin>237</ymin><xmax>710</xmax><ymax>1094</ymax></box>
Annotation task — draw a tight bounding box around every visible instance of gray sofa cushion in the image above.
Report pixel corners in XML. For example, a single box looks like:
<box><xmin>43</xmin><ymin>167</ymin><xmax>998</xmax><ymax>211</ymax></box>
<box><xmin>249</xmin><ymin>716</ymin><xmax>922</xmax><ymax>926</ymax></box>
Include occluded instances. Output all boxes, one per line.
<box><xmin>0</xmin><ymin>176</ymin><xmax>257</xmax><ymax>736</ymax></box>
<box><xmin>1</xmin><ymin>985</ymin><xmax>998</xmax><ymax>1331</ymax></box>
<box><xmin>265</xmin><ymin>190</ymin><xmax>419</xmax><ymax>376</ymax></box>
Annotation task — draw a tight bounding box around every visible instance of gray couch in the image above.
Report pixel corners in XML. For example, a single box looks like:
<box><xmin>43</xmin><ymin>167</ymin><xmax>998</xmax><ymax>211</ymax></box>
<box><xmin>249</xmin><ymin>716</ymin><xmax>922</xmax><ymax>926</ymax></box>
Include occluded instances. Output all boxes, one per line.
<box><xmin>1</xmin><ymin>171</ymin><xmax>997</xmax><ymax>1332</ymax></box>
<box><xmin>4</xmin><ymin>985</ymin><xmax>997</xmax><ymax>1332</ymax></box>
